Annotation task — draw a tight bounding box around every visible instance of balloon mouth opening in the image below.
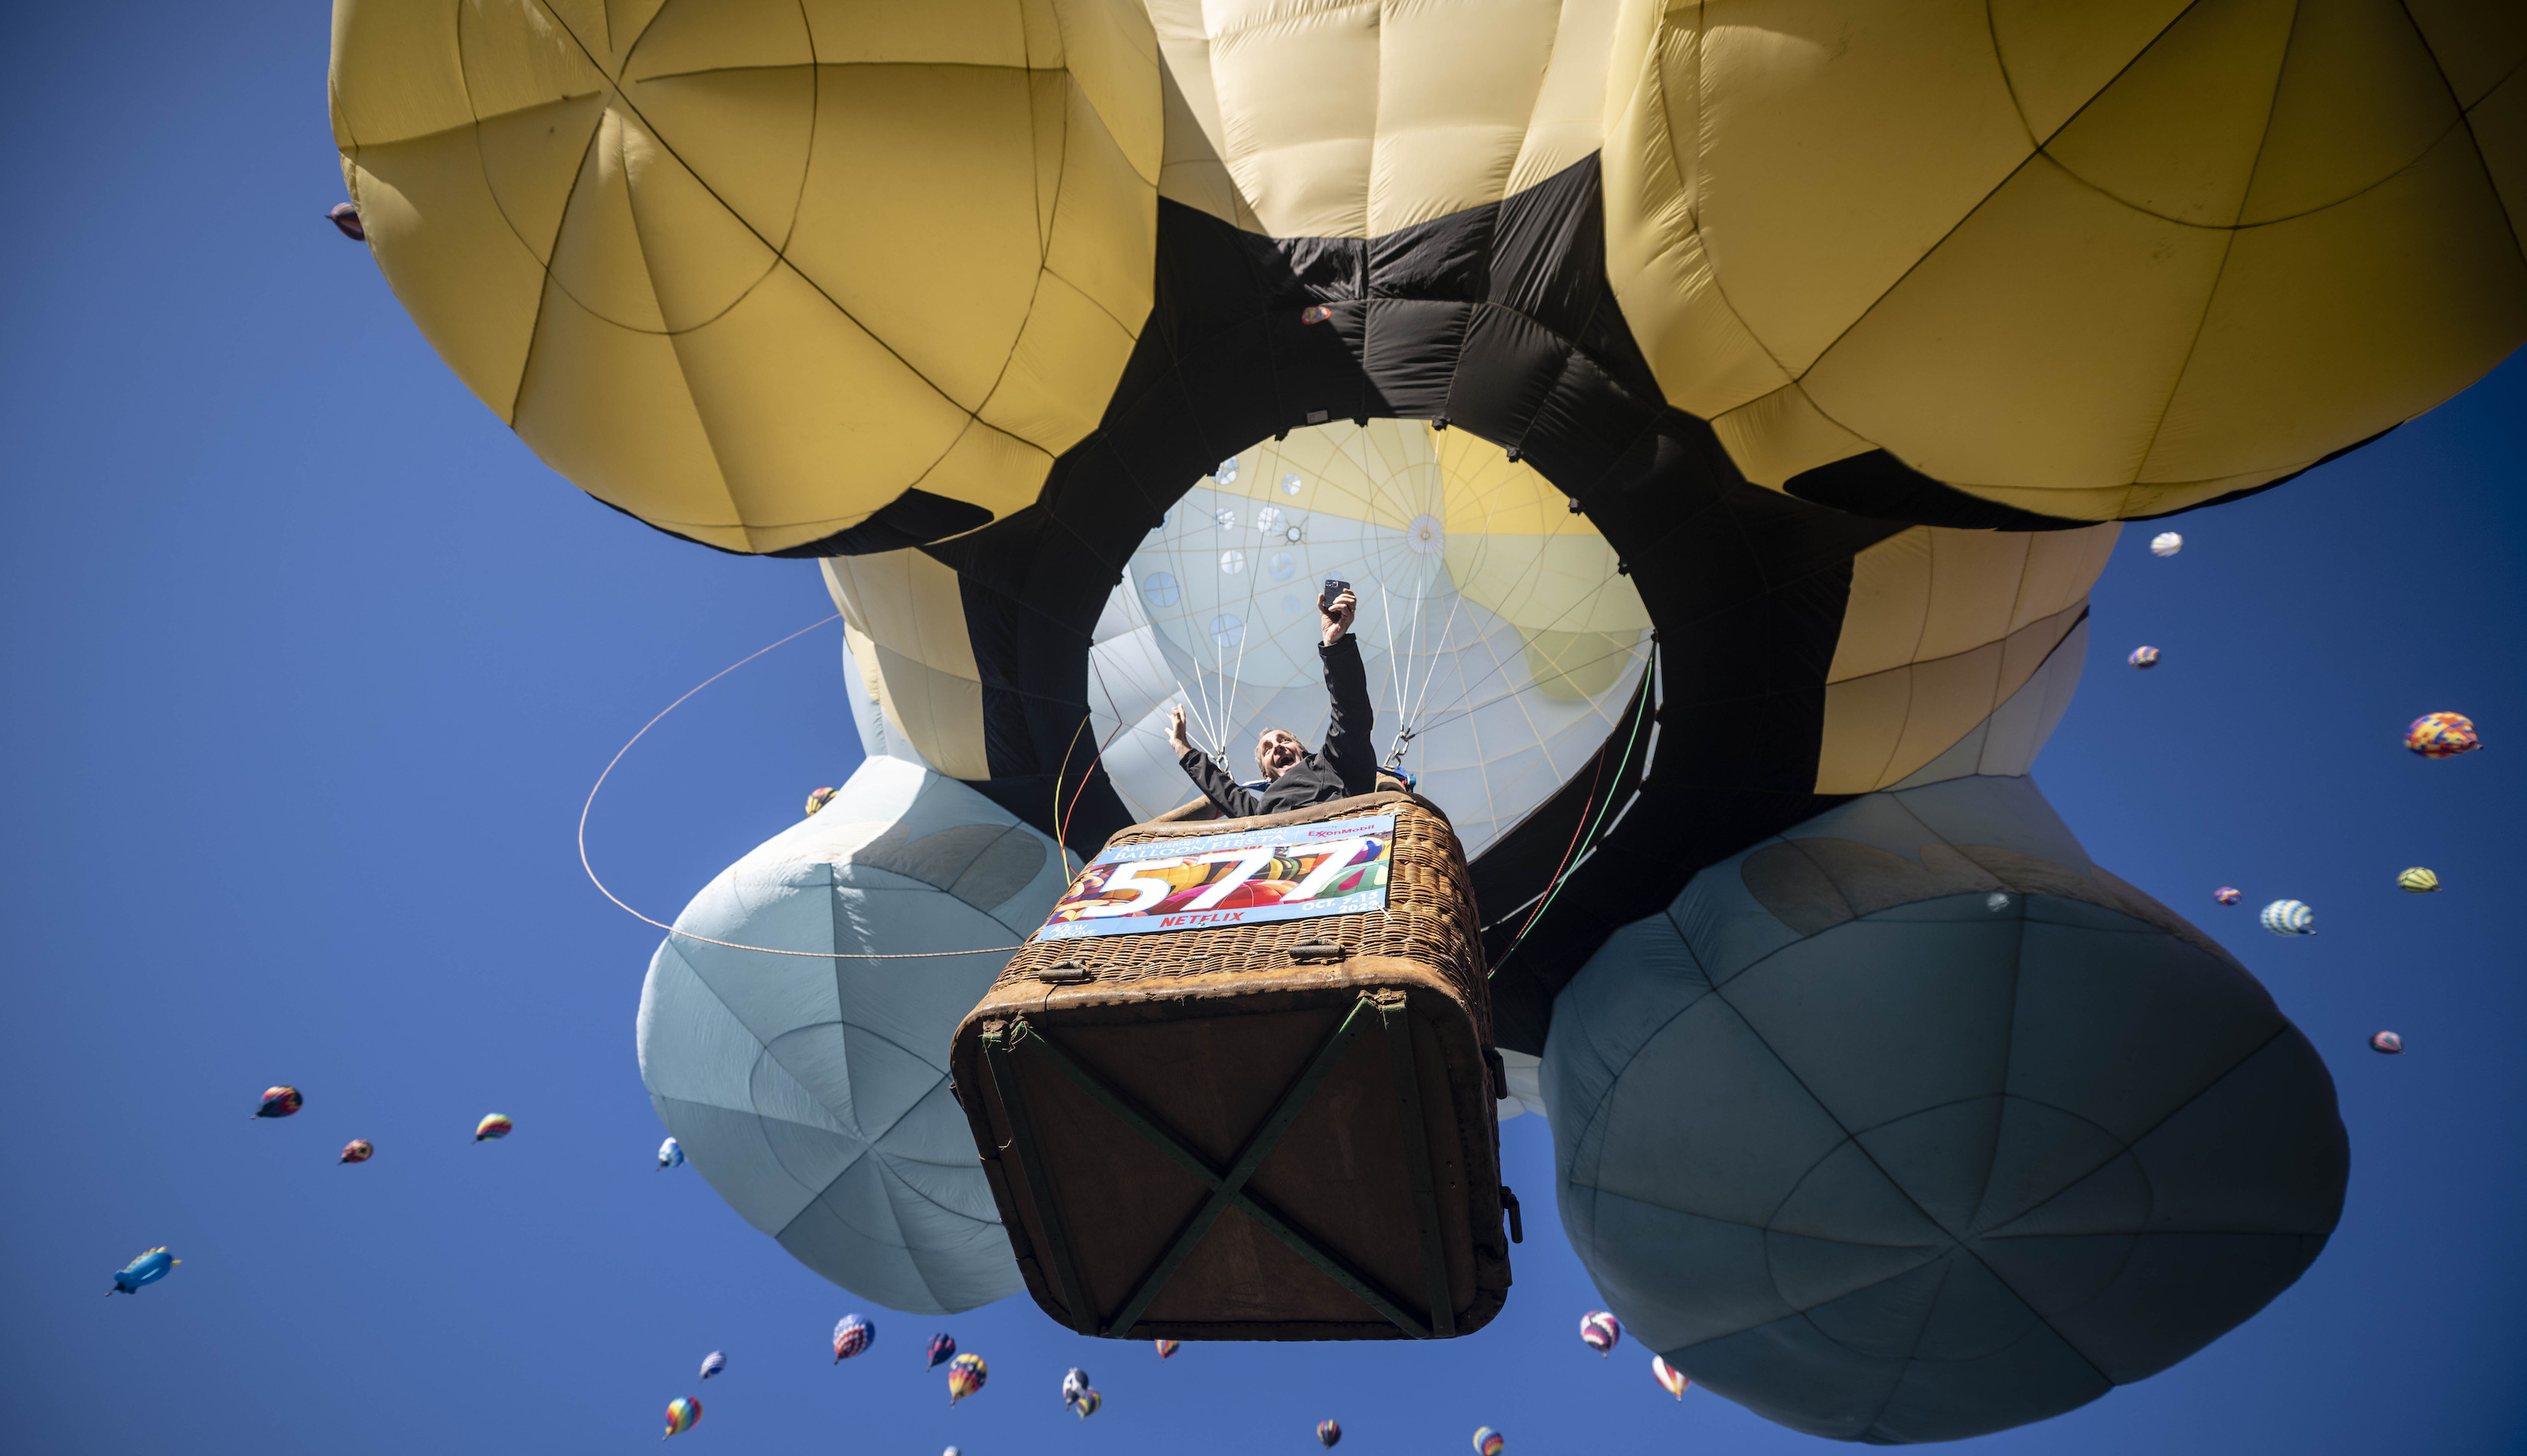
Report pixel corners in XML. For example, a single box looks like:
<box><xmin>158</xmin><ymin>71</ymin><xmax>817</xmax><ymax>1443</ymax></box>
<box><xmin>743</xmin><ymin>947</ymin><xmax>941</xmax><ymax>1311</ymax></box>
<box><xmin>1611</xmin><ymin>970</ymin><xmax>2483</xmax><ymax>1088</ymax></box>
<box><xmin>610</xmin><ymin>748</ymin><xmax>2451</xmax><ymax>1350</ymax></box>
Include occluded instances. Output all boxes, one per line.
<box><xmin>1102</xmin><ymin>416</ymin><xmax>1655</xmax><ymax>873</ymax></box>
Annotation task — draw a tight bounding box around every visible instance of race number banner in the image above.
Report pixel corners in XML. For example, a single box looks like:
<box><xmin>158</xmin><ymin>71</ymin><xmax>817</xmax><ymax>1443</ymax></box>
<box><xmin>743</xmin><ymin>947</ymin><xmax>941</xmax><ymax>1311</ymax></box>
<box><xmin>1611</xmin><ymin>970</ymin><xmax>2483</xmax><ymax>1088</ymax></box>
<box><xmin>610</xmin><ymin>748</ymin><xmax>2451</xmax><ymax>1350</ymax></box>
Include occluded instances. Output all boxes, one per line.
<box><xmin>1035</xmin><ymin>813</ymin><xmax>1395</xmax><ymax>942</ymax></box>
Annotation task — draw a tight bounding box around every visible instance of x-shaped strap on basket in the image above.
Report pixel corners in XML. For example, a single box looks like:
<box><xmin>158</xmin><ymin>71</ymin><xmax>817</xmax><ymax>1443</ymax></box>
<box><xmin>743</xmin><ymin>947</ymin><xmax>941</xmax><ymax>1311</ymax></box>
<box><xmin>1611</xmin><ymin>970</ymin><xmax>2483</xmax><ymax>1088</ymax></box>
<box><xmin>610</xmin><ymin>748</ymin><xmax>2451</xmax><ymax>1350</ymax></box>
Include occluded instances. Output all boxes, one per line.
<box><xmin>980</xmin><ymin>991</ymin><xmax>1455</xmax><ymax>1340</ymax></box>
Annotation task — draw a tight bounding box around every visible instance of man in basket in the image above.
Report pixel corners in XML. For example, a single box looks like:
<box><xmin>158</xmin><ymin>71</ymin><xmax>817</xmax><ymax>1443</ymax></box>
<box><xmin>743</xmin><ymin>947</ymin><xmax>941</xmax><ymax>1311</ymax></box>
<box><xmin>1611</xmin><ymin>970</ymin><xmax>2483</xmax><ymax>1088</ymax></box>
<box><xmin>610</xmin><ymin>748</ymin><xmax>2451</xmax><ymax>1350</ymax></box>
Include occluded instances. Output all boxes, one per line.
<box><xmin>1167</xmin><ymin>583</ymin><xmax>1378</xmax><ymax>819</ymax></box>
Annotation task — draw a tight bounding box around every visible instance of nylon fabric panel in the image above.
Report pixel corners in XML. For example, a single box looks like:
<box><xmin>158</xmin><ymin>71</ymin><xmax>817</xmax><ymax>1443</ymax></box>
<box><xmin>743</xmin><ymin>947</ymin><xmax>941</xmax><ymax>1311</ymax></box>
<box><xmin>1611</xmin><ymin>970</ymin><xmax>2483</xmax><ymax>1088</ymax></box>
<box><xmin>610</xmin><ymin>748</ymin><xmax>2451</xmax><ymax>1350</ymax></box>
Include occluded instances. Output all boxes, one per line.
<box><xmin>1545</xmin><ymin>774</ymin><xmax>2346</xmax><ymax>1441</ymax></box>
<box><xmin>334</xmin><ymin>0</ymin><xmax>1160</xmax><ymax>554</ymax></box>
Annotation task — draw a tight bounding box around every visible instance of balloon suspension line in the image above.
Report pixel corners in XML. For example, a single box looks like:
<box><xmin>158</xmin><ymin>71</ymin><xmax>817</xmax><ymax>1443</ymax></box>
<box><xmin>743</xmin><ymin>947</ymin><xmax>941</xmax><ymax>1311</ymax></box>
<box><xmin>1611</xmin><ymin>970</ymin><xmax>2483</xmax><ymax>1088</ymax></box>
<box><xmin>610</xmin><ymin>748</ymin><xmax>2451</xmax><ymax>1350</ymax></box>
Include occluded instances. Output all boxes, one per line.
<box><xmin>1488</xmin><ymin>655</ymin><xmax>1658</xmax><ymax>978</ymax></box>
<box><xmin>578</xmin><ymin>611</ymin><xmax>1025</xmax><ymax>960</ymax></box>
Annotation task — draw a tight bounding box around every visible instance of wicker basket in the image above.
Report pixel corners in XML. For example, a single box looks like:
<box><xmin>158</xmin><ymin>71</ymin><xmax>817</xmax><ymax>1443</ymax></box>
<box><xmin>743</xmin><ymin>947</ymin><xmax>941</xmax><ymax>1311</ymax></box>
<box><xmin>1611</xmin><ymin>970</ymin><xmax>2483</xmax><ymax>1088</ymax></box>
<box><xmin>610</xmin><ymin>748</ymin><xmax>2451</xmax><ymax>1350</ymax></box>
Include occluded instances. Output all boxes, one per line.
<box><xmin>950</xmin><ymin>791</ymin><xmax>1512</xmax><ymax>1341</ymax></box>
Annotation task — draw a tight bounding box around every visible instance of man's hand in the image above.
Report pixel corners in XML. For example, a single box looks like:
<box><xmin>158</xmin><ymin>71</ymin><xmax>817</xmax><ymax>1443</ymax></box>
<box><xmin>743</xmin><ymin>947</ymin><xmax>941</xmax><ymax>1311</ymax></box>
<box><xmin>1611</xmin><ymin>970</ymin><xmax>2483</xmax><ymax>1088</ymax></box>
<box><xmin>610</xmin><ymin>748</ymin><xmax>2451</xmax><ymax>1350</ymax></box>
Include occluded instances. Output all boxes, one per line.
<box><xmin>1168</xmin><ymin>702</ymin><xmax>1192</xmax><ymax>754</ymax></box>
<box><xmin>1320</xmin><ymin>588</ymin><xmax>1357</xmax><ymax>647</ymax></box>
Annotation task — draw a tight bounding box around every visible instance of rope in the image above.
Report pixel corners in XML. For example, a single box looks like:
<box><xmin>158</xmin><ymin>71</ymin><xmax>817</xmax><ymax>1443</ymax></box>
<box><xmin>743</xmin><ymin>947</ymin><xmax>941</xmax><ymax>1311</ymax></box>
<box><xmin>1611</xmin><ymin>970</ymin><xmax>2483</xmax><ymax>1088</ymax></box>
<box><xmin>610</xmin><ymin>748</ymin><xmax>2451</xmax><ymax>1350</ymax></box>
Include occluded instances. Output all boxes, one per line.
<box><xmin>1489</xmin><ymin>655</ymin><xmax>1658</xmax><ymax>977</ymax></box>
<box><xmin>577</xmin><ymin>611</ymin><xmax>1029</xmax><ymax>960</ymax></box>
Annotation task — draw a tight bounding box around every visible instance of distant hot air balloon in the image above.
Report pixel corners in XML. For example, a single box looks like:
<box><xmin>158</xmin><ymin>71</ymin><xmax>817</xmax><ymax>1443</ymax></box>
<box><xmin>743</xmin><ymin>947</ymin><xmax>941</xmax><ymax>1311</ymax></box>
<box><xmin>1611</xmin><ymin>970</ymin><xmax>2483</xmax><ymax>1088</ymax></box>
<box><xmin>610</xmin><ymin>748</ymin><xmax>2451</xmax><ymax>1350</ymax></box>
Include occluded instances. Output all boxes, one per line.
<box><xmin>338</xmin><ymin>1139</ymin><xmax>373</xmax><ymax>1164</ymax></box>
<box><xmin>2148</xmin><ymin>532</ymin><xmax>2183</xmax><ymax>557</ymax></box>
<box><xmin>664</xmin><ymin>1396</ymin><xmax>701</xmax><ymax>1439</ymax></box>
<box><xmin>1073</xmin><ymin>1389</ymin><xmax>1103</xmax><ymax>1420</ymax></box>
<box><xmin>2407</xmin><ymin>712</ymin><xmax>2481</xmax><ymax>758</ymax></box>
<box><xmin>109</xmin><ymin>1247</ymin><xmax>178</xmax><ymax>1295</ymax></box>
<box><xmin>804</xmin><ymin>787</ymin><xmax>840</xmax><ymax>816</ymax></box>
<box><xmin>1061</xmin><ymin>1368</ymin><xmax>1091</xmax><ymax>1409</ymax></box>
<box><xmin>1154</xmin><ymin>1338</ymin><xmax>1179</xmax><ymax>1359</ymax></box>
<box><xmin>658</xmin><ymin>1138</ymin><xmax>685</xmax><ymax>1170</ymax></box>
<box><xmin>2128</xmin><ymin>646</ymin><xmax>2160</xmax><ymax>669</ymax></box>
<box><xmin>326</xmin><ymin>202</ymin><xmax>364</xmax><ymax>241</ymax></box>
<box><xmin>1300</xmin><ymin>305</ymin><xmax>1332</xmax><ymax>324</ymax></box>
<box><xmin>2260</xmin><ymin>900</ymin><xmax>2316</xmax><ymax>936</ymax></box>
<box><xmin>1317</xmin><ymin>1421</ymin><xmax>1342</xmax><ymax>1449</ymax></box>
<box><xmin>700</xmin><ymin>1350</ymin><xmax>726</xmax><ymax>1380</ymax></box>
<box><xmin>2213</xmin><ymin>887</ymin><xmax>2242</xmax><ymax>906</ymax></box>
<box><xmin>947</xmin><ymin>1352</ymin><xmax>987</xmax><ymax>1405</ymax></box>
<box><xmin>1473</xmin><ymin>1427</ymin><xmax>1505</xmax><ymax>1456</ymax></box>
<box><xmin>2398</xmin><ymin>867</ymin><xmax>2441</xmax><ymax>894</ymax></box>
<box><xmin>1652</xmin><ymin>1355</ymin><xmax>1690</xmax><ymax>1400</ymax></box>
<box><xmin>2371</xmin><ymin>1031</ymin><xmax>2405</xmax><ymax>1055</ymax></box>
<box><xmin>927</xmin><ymin>1334</ymin><xmax>957</xmax><ymax>1370</ymax></box>
<box><xmin>254</xmin><ymin>1086</ymin><xmax>303</xmax><ymax>1119</ymax></box>
<box><xmin>1580</xmin><ymin>1311</ymin><xmax>1620</xmax><ymax>1357</ymax></box>
<box><xmin>832</xmin><ymin>1314</ymin><xmax>875</xmax><ymax>1363</ymax></box>
<box><xmin>473</xmin><ymin>1113</ymin><xmax>513</xmax><ymax>1142</ymax></box>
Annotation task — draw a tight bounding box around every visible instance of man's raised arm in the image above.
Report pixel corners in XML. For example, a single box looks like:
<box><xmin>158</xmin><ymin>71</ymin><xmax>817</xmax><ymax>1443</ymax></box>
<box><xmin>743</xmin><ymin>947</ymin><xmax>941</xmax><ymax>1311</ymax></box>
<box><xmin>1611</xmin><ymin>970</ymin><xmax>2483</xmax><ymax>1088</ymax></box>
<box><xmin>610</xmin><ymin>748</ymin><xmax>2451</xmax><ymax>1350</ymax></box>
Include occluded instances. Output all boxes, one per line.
<box><xmin>1317</xmin><ymin>591</ymin><xmax>1377</xmax><ymax>796</ymax></box>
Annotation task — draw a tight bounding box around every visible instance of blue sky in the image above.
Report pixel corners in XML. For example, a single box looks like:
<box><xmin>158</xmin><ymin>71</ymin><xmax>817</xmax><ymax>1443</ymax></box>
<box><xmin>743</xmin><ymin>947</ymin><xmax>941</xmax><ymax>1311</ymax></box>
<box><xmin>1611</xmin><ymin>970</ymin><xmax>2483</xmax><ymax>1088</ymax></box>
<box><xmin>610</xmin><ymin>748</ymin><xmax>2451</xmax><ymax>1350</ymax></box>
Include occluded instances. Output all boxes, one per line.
<box><xmin>4</xmin><ymin>5</ymin><xmax>2524</xmax><ymax>1452</ymax></box>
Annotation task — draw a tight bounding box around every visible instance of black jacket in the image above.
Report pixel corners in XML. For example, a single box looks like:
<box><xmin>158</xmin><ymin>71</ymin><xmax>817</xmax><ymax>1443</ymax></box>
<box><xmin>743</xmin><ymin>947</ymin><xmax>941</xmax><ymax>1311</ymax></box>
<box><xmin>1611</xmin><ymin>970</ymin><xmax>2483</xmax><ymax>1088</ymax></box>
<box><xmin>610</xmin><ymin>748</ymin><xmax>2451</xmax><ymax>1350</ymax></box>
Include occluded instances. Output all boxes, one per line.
<box><xmin>1178</xmin><ymin>634</ymin><xmax>1378</xmax><ymax>819</ymax></box>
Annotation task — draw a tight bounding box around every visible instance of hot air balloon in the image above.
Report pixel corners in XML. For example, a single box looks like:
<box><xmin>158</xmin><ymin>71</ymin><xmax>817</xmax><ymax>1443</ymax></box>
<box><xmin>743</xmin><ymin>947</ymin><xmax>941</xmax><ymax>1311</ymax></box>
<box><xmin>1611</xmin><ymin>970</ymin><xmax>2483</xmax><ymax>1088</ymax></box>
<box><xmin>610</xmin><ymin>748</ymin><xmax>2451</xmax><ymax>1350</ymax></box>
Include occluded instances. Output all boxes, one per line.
<box><xmin>1061</xmin><ymin>1368</ymin><xmax>1091</xmax><ymax>1409</ymax></box>
<box><xmin>254</xmin><ymin>1086</ymin><xmax>303</xmax><ymax>1119</ymax></box>
<box><xmin>2128</xmin><ymin>646</ymin><xmax>2160</xmax><ymax>669</ymax></box>
<box><xmin>805</xmin><ymin>787</ymin><xmax>840</xmax><ymax>816</ymax></box>
<box><xmin>657</xmin><ymin>1138</ymin><xmax>684</xmax><ymax>1170</ymax></box>
<box><xmin>1473</xmin><ymin>1427</ymin><xmax>1505</xmax><ymax>1456</ymax></box>
<box><xmin>2214</xmin><ymin>887</ymin><xmax>2242</xmax><ymax>906</ymax></box>
<box><xmin>926</xmin><ymin>1334</ymin><xmax>957</xmax><ymax>1370</ymax></box>
<box><xmin>473</xmin><ymin>1113</ymin><xmax>512</xmax><ymax>1142</ymax></box>
<box><xmin>832</xmin><ymin>1314</ymin><xmax>874</xmax><ymax>1363</ymax></box>
<box><xmin>2149</xmin><ymin>533</ymin><xmax>2183</xmax><ymax>557</ymax></box>
<box><xmin>338</xmin><ymin>1139</ymin><xmax>373</xmax><ymax>1164</ymax></box>
<box><xmin>332</xmin><ymin>0</ymin><xmax>2509</xmax><ymax>1440</ymax></box>
<box><xmin>664</xmin><ymin>1396</ymin><xmax>701</xmax><ymax>1439</ymax></box>
<box><xmin>2398</xmin><ymin>867</ymin><xmax>2441</xmax><ymax>894</ymax></box>
<box><xmin>1549</xmin><ymin>777</ymin><xmax>2346</xmax><ymax>1444</ymax></box>
<box><xmin>325</xmin><ymin>201</ymin><xmax>364</xmax><ymax>241</ymax></box>
<box><xmin>1317</xmin><ymin>1421</ymin><xmax>1342</xmax><ymax>1449</ymax></box>
<box><xmin>637</xmin><ymin>748</ymin><xmax>1062</xmax><ymax>1315</ymax></box>
<box><xmin>1154</xmin><ymin>1339</ymin><xmax>1179</xmax><ymax>1359</ymax></box>
<box><xmin>947</xmin><ymin>1353</ymin><xmax>987</xmax><ymax>1405</ymax></box>
<box><xmin>109</xmin><ymin>1248</ymin><xmax>178</xmax><ymax>1295</ymax></box>
<box><xmin>700</xmin><ymin>1351</ymin><xmax>726</xmax><ymax>1381</ymax></box>
<box><xmin>2407</xmin><ymin>712</ymin><xmax>2482</xmax><ymax>758</ymax></box>
<box><xmin>2371</xmin><ymin>1031</ymin><xmax>2405</xmax><ymax>1055</ymax></box>
<box><xmin>2261</xmin><ymin>900</ymin><xmax>2317</xmax><ymax>936</ymax></box>
<box><xmin>1073</xmin><ymin>1389</ymin><xmax>1103</xmax><ymax>1421</ymax></box>
<box><xmin>1580</xmin><ymin>1311</ymin><xmax>1621</xmax><ymax>1357</ymax></box>
<box><xmin>1652</xmin><ymin>1355</ymin><xmax>1691</xmax><ymax>1400</ymax></box>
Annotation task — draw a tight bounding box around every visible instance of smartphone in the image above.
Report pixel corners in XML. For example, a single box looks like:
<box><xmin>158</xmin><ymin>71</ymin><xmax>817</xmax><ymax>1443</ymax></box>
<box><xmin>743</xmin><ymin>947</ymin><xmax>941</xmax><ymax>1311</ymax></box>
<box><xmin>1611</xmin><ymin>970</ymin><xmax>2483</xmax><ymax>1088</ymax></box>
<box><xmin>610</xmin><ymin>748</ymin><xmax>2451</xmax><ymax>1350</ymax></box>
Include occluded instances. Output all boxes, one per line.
<box><xmin>1320</xmin><ymin>578</ymin><xmax>1352</xmax><ymax>612</ymax></box>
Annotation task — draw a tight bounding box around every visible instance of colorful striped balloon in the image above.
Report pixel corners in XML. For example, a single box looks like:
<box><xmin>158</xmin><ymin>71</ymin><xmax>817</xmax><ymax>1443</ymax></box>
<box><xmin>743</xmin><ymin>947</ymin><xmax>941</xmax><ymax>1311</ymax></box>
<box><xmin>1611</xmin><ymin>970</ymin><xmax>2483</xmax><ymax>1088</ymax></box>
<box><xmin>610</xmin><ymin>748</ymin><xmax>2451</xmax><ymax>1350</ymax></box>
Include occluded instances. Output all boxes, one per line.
<box><xmin>805</xmin><ymin>786</ymin><xmax>840</xmax><ymax>816</ymax></box>
<box><xmin>2149</xmin><ymin>532</ymin><xmax>2183</xmax><ymax>557</ymax></box>
<box><xmin>338</xmin><ymin>1139</ymin><xmax>374</xmax><ymax>1164</ymax></box>
<box><xmin>926</xmin><ymin>1333</ymin><xmax>957</xmax><ymax>1370</ymax></box>
<box><xmin>1316</xmin><ymin>1421</ymin><xmax>1342</xmax><ymax>1448</ymax></box>
<box><xmin>1473</xmin><ymin>1426</ymin><xmax>1505</xmax><ymax>1456</ymax></box>
<box><xmin>255</xmin><ymin>1086</ymin><xmax>303</xmax><ymax>1119</ymax></box>
<box><xmin>1154</xmin><ymin>1338</ymin><xmax>1179</xmax><ymax>1359</ymax></box>
<box><xmin>2371</xmin><ymin>1031</ymin><xmax>2405</xmax><ymax>1055</ymax></box>
<box><xmin>664</xmin><ymin>1396</ymin><xmax>701</xmax><ymax>1438</ymax></box>
<box><xmin>1300</xmin><ymin>305</ymin><xmax>1333</xmax><ymax>324</ymax></box>
<box><xmin>832</xmin><ymin>1314</ymin><xmax>875</xmax><ymax>1362</ymax></box>
<box><xmin>947</xmin><ymin>1352</ymin><xmax>988</xmax><ymax>1404</ymax></box>
<box><xmin>2398</xmin><ymin>867</ymin><xmax>2441</xmax><ymax>893</ymax></box>
<box><xmin>2213</xmin><ymin>887</ymin><xmax>2242</xmax><ymax>905</ymax></box>
<box><xmin>1652</xmin><ymin>1355</ymin><xmax>1690</xmax><ymax>1399</ymax></box>
<box><xmin>2260</xmin><ymin>900</ymin><xmax>2316</xmax><ymax>936</ymax></box>
<box><xmin>2406</xmin><ymin>712</ymin><xmax>2481</xmax><ymax>758</ymax></box>
<box><xmin>1580</xmin><ymin>1310</ymin><xmax>1621</xmax><ymax>1356</ymax></box>
<box><xmin>700</xmin><ymin>1350</ymin><xmax>726</xmax><ymax>1380</ymax></box>
<box><xmin>473</xmin><ymin>1113</ymin><xmax>513</xmax><ymax>1142</ymax></box>
<box><xmin>2128</xmin><ymin>646</ymin><xmax>2160</xmax><ymax>669</ymax></box>
<box><xmin>1073</xmin><ymin>1389</ymin><xmax>1102</xmax><ymax>1420</ymax></box>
